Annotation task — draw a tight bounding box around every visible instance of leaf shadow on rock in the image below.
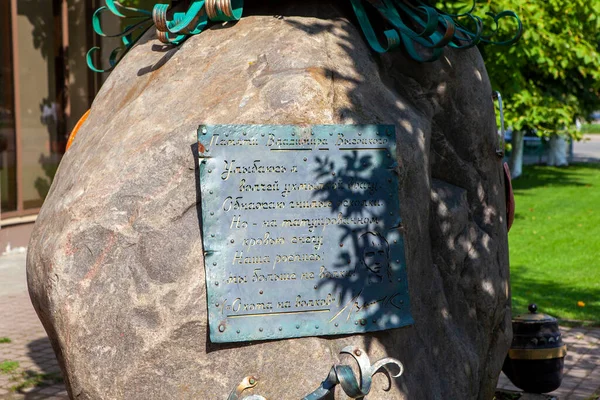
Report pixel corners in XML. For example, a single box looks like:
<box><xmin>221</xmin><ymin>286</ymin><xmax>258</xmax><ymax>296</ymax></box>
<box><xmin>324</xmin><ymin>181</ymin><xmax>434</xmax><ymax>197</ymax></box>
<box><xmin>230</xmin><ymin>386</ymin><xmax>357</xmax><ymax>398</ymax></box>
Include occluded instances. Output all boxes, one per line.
<box><xmin>183</xmin><ymin>1</ymin><xmax>508</xmax><ymax>398</ymax></box>
<box><xmin>256</xmin><ymin>3</ymin><xmax>509</xmax><ymax>399</ymax></box>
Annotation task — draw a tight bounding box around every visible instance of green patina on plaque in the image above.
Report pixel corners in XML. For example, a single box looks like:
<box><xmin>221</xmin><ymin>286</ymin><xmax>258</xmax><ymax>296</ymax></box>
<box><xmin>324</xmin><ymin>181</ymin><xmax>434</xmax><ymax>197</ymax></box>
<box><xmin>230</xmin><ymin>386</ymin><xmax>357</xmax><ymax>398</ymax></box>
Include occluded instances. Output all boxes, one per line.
<box><xmin>198</xmin><ymin>125</ymin><xmax>412</xmax><ymax>343</ymax></box>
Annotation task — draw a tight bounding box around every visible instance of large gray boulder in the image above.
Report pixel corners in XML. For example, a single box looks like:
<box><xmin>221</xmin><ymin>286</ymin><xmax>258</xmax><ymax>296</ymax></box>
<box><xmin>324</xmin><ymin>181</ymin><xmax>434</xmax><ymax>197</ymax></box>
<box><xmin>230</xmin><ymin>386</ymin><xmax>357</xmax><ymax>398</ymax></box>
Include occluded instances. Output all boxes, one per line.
<box><xmin>27</xmin><ymin>2</ymin><xmax>511</xmax><ymax>399</ymax></box>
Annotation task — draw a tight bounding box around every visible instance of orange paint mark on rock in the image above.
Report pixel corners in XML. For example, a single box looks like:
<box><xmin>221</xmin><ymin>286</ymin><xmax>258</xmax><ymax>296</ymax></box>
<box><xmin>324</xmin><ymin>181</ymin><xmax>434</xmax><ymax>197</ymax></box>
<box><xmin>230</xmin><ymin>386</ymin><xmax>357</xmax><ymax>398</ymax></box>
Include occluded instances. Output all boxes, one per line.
<box><xmin>66</xmin><ymin>109</ymin><xmax>91</xmax><ymax>151</ymax></box>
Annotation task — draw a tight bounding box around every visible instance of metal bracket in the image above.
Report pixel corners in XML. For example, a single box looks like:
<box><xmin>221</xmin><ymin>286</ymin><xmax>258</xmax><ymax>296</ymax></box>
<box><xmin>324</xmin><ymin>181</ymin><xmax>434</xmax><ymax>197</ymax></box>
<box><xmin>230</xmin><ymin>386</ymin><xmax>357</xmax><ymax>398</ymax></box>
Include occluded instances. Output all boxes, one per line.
<box><xmin>493</xmin><ymin>91</ymin><xmax>506</xmax><ymax>158</ymax></box>
<box><xmin>228</xmin><ymin>346</ymin><xmax>404</xmax><ymax>400</ymax></box>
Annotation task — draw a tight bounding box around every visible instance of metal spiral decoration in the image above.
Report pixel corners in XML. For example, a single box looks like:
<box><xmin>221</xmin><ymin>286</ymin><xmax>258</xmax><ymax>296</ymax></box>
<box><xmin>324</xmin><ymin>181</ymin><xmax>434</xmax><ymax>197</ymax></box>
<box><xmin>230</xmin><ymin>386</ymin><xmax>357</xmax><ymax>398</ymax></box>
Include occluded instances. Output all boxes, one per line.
<box><xmin>227</xmin><ymin>346</ymin><xmax>404</xmax><ymax>400</ymax></box>
<box><xmin>351</xmin><ymin>0</ymin><xmax>522</xmax><ymax>61</ymax></box>
<box><xmin>87</xmin><ymin>0</ymin><xmax>243</xmax><ymax>72</ymax></box>
<box><xmin>87</xmin><ymin>0</ymin><xmax>522</xmax><ymax>72</ymax></box>
<box><xmin>302</xmin><ymin>345</ymin><xmax>404</xmax><ymax>400</ymax></box>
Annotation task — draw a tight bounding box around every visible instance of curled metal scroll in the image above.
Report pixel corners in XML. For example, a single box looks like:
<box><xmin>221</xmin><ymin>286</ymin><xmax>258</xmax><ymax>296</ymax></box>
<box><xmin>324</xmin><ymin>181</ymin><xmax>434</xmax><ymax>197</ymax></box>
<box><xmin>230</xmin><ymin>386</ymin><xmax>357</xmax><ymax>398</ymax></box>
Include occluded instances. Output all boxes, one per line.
<box><xmin>88</xmin><ymin>0</ymin><xmax>522</xmax><ymax>72</ymax></box>
<box><xmin>87</xmin><ymin>0</ymin><xmax>242</xmax><ymax>72</ymax></box>
<box><xmin>302</xmin><ymin>346</ymin><xmax>403</xmax><ymax>400</ymax></box>
<box><xmin>228</xmin><ymin>346</ymin><xmax>404</xmax><ymax>400</ymax></box>
<box><xmin>228</xmin><ymin>376</ymin><xmax>264</xmax><ymax>400</ymax></box>
<box><xmin>351</xmin><ymin>0</ymin><xmax>523</xmax><ymax>61</ymax></box>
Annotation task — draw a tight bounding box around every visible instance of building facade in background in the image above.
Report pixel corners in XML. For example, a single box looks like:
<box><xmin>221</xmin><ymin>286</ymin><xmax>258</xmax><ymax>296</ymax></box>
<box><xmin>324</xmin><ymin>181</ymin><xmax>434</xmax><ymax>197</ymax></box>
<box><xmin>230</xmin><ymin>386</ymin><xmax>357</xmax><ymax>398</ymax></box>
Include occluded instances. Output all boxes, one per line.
<box><xmin>0</xmin><ymin>0</ymin><xmax>112</xmax><ymax>251</ymax></box>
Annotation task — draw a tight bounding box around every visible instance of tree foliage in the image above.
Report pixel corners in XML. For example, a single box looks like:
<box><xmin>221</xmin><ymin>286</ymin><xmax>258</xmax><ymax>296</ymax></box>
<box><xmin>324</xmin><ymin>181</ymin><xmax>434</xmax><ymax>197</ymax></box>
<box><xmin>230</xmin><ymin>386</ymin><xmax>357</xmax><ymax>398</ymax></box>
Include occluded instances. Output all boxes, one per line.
<box><xmin>472</xmin><ymin>0</ymin><xmax>600</xmax><ymax>137</ymax></box>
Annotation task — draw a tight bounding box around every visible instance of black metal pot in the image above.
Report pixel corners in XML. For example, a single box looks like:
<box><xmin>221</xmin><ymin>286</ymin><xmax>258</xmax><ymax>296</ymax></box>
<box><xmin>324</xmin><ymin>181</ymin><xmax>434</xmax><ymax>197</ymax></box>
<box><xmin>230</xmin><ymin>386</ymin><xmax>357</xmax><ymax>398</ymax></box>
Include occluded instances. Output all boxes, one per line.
<box><xmin>502</xmin><ymin>304</ymin><xmax>567</xmax><ymax>393</ymax></box>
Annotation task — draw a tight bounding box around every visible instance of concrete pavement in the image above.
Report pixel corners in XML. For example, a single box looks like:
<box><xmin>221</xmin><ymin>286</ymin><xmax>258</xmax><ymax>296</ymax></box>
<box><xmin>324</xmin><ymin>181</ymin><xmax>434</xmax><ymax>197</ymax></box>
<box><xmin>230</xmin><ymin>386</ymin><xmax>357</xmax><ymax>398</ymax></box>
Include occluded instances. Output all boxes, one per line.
<box><xmin>573</xmin><ymin>135</ymin><xmax>600</xmax><ymax>162</ymax></box>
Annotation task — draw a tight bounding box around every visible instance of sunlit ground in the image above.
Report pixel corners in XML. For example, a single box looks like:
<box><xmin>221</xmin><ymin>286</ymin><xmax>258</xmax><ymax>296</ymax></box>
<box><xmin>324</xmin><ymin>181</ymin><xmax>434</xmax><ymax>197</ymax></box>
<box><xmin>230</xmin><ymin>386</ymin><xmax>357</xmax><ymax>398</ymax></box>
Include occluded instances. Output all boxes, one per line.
<box><xmin>509</xmin><ymin>163</ymin><xmax>600</xmax><ymax>323</ymax></box>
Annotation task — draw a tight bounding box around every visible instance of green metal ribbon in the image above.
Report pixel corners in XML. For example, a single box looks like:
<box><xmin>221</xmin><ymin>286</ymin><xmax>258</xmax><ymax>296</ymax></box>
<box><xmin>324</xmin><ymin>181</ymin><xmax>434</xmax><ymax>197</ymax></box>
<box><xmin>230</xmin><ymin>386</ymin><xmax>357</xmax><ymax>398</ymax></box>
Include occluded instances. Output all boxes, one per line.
<box><xmin>87</xmin><ymin>0</ymin><xmax>241</xmax><ymax>72</ymax></box>
<box><xmin>87</xmin><ymin>0</ymin><xmax>522</xmax><ymax>72</ymax></box>
<box><xmin>351</xmin><ymin>0</ymin><xmax>522</xmax><ymax>61</ymax></box>
<box><xmin>301</xmin><ymin>346</ymin><xmax>404</xmax><ymax>399</ymax></box>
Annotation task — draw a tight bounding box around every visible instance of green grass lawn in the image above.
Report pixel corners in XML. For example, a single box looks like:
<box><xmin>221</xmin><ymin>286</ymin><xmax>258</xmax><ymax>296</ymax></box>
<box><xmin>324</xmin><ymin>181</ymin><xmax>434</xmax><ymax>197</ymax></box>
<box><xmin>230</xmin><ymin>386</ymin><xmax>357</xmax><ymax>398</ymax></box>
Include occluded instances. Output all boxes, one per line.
<box><xmin>510</xmin><ymin>163</ymin><xmax>600</xmax><ymax>323</ymax></box>
<box><xmin>581</xmin><ymin>123</ymin><xmax>600</xmax><ymax>134</ymax></box>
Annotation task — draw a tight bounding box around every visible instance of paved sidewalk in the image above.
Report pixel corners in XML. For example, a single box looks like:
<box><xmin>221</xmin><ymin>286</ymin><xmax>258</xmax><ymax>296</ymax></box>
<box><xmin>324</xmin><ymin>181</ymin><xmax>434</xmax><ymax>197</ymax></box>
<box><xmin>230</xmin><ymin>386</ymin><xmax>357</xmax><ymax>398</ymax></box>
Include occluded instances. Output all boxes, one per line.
<box><xmin>573</xmin><ymin>135</ymin><xmax>600</xmax><ymax>163</ymax></box>
<box><xmin>1</xmin><ymin>252</ymin><xmax>599</xmax><ymax>399</ymax></box>
<box><xmin>0</xmin><ymin>252</ymin><xmax>67</xmax><ymax>400</ymax></box>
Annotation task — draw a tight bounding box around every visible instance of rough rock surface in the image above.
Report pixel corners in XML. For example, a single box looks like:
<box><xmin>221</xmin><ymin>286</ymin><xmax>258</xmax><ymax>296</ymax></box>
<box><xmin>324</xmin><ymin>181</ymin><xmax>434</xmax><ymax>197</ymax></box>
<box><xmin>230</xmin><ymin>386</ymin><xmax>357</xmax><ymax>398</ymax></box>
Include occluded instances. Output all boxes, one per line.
<box><xmin>27</xmin><ymin>2</ymin><xmax>510</xmax><ymax>399</ymax></box>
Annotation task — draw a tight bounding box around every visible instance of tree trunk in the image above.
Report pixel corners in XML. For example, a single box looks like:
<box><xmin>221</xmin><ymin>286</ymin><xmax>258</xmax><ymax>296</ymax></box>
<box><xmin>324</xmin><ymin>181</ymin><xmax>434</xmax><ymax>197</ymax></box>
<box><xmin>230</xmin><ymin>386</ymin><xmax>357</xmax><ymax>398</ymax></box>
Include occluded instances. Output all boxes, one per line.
<box><xmin>548</xmin><ymin>134</ymin><xmax>569</xmax><ymax>166</ymax></box>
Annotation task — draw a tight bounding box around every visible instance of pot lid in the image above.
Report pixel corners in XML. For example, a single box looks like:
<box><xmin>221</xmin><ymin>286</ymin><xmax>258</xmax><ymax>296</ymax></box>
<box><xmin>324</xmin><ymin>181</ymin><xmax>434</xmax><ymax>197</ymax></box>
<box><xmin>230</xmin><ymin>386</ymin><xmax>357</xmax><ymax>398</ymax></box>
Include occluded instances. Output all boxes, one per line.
<box><xmin>513</xmin><ymin>304</ymin><xmax>557</xmax><ymax>323</ymax></box>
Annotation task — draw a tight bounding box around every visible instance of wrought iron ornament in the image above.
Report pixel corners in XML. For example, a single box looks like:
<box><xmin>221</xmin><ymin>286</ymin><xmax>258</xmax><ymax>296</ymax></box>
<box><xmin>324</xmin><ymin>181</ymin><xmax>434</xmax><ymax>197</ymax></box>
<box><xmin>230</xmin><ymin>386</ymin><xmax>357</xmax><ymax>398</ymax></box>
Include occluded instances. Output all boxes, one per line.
<box><xmin>87</xmin><ymin>0</ymin><xmax>522</xmax><ymax>72</ymax></box>
<box><xmin>228</xmin><ymin>346</ymin><xmax>404</xmax><ymax>400</ymax></box>
<box><xmin>198</xmin><ymin>125</ymin><xmax>412</xmax><ymax>343</ymax></box>
<box><xmin>87</xmin><ymin>0</ymin><xmax>243</xmax><ymax>72</ymax></box>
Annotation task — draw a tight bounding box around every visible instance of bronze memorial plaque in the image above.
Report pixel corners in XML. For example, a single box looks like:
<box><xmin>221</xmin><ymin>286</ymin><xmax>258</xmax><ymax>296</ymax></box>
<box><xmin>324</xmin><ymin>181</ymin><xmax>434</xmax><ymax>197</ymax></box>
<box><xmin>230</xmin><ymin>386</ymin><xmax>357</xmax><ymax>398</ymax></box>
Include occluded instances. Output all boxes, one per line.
<box><xmin>198</xmin><ymin>125</ymin><xmax>412</xmax><ymax>343</ymax></box>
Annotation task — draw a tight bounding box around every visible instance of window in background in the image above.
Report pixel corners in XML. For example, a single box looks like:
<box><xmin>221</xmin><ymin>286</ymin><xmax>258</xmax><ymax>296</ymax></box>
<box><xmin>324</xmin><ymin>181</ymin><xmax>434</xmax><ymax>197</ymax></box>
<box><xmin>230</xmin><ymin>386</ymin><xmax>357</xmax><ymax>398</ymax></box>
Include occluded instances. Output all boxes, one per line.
<box><xmin>0</xmin><ymin>1</ymin><xmax>18</xmax><ymax>213</ymax></box>
<box><xmin>16</xmin><ymin>0</ymin><xmax>66</xmax><ymax>210</ymax></box>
